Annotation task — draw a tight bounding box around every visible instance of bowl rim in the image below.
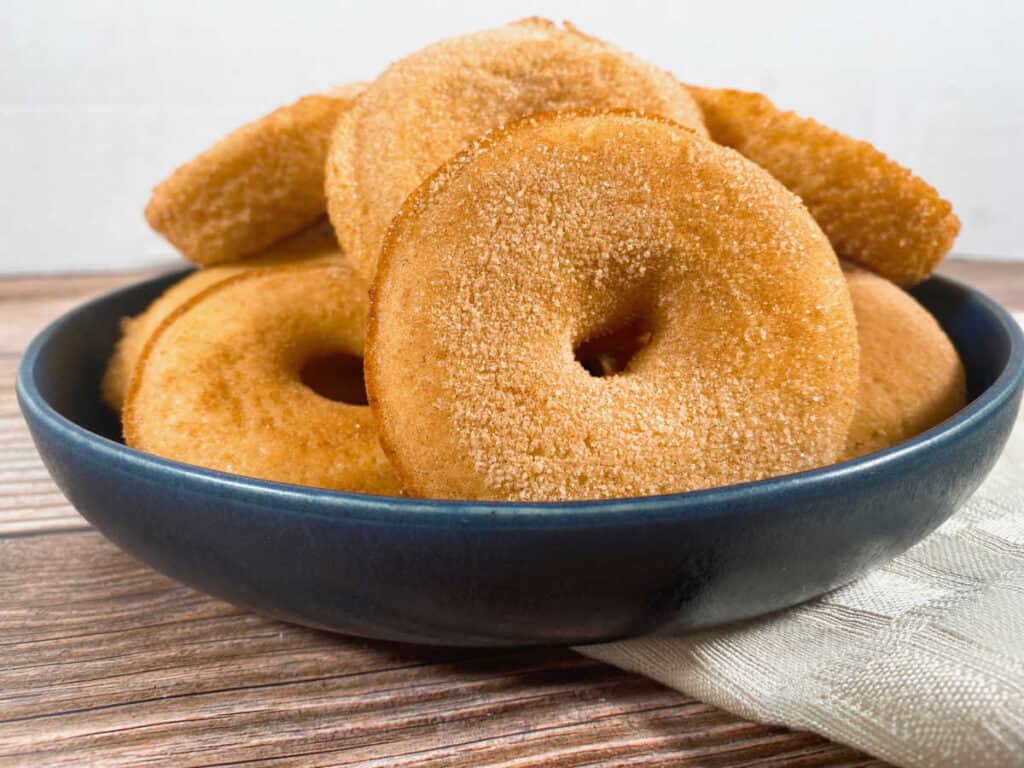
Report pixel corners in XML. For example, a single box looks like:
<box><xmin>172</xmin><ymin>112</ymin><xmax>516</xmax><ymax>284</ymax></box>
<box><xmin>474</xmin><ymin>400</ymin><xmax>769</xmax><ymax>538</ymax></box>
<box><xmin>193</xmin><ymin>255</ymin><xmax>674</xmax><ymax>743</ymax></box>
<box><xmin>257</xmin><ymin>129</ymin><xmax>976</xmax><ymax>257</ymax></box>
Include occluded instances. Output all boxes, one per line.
<box><xmin>16</xmin><ymin>269</ymin><xmax>1024</xmax><ymax>526</ymax></box>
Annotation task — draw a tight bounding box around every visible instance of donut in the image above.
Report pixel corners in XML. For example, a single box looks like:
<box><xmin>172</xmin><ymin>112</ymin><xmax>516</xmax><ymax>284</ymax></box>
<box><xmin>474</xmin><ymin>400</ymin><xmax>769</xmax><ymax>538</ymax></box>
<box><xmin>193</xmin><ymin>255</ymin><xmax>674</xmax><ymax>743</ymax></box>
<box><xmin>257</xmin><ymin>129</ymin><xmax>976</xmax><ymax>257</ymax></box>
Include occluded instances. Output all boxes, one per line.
<box><xmin>841</xmin><ymin>266</ymin><xmax>965</xmax><ymax>460</ymax></box>
<box><xmin>689</xmin><ymin>87</ymin><xmax>960</xmax><ymax>286</ymax></box>
<box><xmin>326</xmin><ymin>18</ymin><xmax>708</xmax><ymax>281</ymax></box>
<box><xmin>146</xmin><ymin>83</ymin><xmax>365</xmax><ymax>266</ymax></box>
<box><xmin>124</xmin><ymin>261</ymin><xmax>400</xmax><ymax>494</ymax></box>
<box><xmin>367</xmin><ymin>111</ymin><xmax>860</xmax><ymax>501</ymax></box>
<box><xmin>101</xmin><ymin>220</ymin><xmax>340</xmax><ymax>412</ymax></box>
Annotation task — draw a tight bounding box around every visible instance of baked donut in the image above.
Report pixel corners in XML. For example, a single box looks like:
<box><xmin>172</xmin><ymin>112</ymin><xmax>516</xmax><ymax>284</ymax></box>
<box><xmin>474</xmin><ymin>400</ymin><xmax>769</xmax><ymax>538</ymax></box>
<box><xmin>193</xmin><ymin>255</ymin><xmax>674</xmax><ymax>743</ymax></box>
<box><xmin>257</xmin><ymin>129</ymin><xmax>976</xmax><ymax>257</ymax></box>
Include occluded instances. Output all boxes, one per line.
<box><xmin>124</xmin><ymin>261</ymin><xmax>400</xmax><ymax>494</ymax></box>
<box><xmin>146</xmin><ymin>83</ymin><xmax>364</xmax><ymax>266</ymax></box>
<box><xmin>841</xmin><ymin>266</ymin><xmax>965</xmax><ymax>460</ymax></box>
<box><xmin>101</xmin><ymin>220</ymin><xmax>340</xmax><ymax>412</ymax></box>
<box><xmin>326</xmin><ymin>18</ymin><xmax>707</xmax><ymax>281</ymax></box>
<box><xmin>689</xmin><ymin>87</ymin><xmax>960</xmax><ymax>286</ymax></box>
<box><xmin>367</xmin><ymin>111</ymin><xmax>860</xmax><ymax>501</ymax></box>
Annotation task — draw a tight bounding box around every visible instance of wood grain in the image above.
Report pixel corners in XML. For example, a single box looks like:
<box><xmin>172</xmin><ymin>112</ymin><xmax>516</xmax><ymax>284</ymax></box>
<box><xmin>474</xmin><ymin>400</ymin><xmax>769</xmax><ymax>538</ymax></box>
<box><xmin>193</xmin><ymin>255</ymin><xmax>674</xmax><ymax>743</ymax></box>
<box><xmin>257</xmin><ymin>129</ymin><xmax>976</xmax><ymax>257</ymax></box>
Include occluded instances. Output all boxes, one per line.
<box><xmin>4</xmin><ymin>258</ymin><xmax>1017</xmax><ymax>766</ymax></box>
<box><xmin>0</xmin><ymin>532</ymin><xmax>877</xmax><ymax>768</ymax></box>
<box><xmin>938</xmin><ymin>259</ymin><xmax>1024</xmax><ymax>308</ymax></box>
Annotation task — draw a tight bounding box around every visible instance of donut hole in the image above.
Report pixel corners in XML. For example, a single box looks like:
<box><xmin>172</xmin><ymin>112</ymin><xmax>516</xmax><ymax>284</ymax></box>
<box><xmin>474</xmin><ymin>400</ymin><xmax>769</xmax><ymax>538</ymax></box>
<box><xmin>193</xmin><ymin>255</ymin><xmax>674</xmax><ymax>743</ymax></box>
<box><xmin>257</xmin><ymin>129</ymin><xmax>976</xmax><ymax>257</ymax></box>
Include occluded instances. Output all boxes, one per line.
<box><xmin>299</xmin><ymin>351</ymin><xmax>368</xmax><ymax>405</ymax></box>
<box><xmin>574</xmin><ymin>317</ymin><xmax>652</xmax><ymax>378</ymax></box>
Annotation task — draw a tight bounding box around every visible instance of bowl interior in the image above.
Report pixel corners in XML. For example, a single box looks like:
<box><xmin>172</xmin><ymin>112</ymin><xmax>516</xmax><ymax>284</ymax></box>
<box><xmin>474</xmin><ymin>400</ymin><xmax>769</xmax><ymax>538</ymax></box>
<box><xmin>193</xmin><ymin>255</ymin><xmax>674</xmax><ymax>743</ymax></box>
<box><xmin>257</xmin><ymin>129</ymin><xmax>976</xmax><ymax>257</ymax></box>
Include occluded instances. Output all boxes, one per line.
<box><xmin>33</xmin><ymin>270</ymin><xmax>1015</xmax><ymax>455</ymax></box>
<box><xmin>33</xmin><ymin>271</ymin><xmax>187</xmax><ymax>442</ymax></box>
<box><xmin>908</xmin><ymin>278</ymin><xmax>1013</xmax><ymax>402</ymax></box>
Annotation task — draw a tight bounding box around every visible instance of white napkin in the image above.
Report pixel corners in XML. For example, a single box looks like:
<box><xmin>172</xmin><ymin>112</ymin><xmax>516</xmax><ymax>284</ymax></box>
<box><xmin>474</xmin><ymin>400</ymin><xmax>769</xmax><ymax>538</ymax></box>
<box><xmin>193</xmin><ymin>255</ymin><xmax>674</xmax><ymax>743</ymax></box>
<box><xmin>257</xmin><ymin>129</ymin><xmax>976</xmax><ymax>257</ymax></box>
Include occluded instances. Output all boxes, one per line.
<box><xmin>579</xmin><ymin>314</ymin><xmax>1024</xmax><ymax>768</ymax></box>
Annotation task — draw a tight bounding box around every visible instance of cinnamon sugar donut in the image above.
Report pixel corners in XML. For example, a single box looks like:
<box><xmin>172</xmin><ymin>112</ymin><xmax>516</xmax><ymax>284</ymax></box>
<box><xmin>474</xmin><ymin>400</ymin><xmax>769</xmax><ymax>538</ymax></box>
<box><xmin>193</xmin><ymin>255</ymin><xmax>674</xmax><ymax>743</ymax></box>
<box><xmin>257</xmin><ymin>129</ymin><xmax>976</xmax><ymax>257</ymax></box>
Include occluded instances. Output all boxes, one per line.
<box><xmin>841</xmin><ymin>266</ymin><xmax>965</xmax><ymax>460</ymax></box>
<box><xmin>367</xmin><ymin>111</ymin><xmax>860</xmax><ymax>501</ymax></box>
<box><xmin>689</xmin><ymin>87</ymin><xmax>959</xmax><ymax>286</ymax></box>
<box><xmin>146</xmin><ymin>83</ymin><xmax>364</xmax><ymax>266</ymax></box>
<box><xmin>326</xmin><ymin>18</ymin><xmax>707</xmax><ymax>281</ymax></box>
<box><xmin>101</xmin><ymin>220</ymin><xmax>340</xmax><ymax>412</ymax></box>
<box><xmin>125</xmin><ymin>262</ymin><xmax>400</xmax><ymax>494</ymax></box>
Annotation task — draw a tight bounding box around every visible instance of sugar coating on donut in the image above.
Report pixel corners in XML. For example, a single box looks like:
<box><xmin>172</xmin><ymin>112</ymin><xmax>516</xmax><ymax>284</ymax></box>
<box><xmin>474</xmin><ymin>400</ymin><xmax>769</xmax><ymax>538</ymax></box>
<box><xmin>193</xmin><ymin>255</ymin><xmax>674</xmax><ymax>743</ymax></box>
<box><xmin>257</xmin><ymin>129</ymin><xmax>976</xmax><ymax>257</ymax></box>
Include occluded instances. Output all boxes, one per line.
<box><xmin>368</xmin><ymin>111</ymin><xmax>860</xmax><ymax>501</ymax></box>
<box><xmin>146</xmin><ymin>83</ymin><xmax>365</xmax><ymax>266</ymax></box>
<box><xmin>327</xmin><ymin>18</ymin><xmax>707</xmax><ymax>282</ymax></box>
<box><xmin>125</xmin><ymin>262</ymin><xmax>401</xmax><ymax>495</ymax></box>
<box><xmin>101</xmin><ymin>220</ymin><xmax>341</xmax><ymax>413</ymax></box>
<box><xmin>690</xmin><ymin>86</ymin><xmax>959</xmax><ymax>287</ymax></box>
<box><xmin>841</xmin><ymin>266</ymin><xmax>965</xmax><ymax>460</ymax></box>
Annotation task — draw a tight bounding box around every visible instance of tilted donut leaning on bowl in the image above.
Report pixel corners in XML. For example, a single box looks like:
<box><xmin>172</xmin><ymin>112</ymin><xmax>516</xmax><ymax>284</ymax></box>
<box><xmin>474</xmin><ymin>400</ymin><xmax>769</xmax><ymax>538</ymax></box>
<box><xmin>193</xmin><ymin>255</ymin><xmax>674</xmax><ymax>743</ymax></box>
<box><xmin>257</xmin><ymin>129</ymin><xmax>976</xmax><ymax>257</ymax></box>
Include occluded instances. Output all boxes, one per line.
<box><xmin>18</xmin><ymin>18</ymin><xmax>1023</xmax><ymax>646</ymax></box>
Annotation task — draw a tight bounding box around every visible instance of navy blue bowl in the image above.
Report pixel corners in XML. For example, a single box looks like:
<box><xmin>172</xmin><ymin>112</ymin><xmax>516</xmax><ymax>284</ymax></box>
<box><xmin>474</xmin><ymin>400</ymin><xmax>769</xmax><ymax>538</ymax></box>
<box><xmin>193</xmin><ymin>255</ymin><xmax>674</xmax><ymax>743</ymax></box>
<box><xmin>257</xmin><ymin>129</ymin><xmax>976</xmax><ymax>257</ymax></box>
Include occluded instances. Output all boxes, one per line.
<box><xmin>17</xmin><ymin>270</ymin><xmax>1024</xmax><ymax>646</ymax></box>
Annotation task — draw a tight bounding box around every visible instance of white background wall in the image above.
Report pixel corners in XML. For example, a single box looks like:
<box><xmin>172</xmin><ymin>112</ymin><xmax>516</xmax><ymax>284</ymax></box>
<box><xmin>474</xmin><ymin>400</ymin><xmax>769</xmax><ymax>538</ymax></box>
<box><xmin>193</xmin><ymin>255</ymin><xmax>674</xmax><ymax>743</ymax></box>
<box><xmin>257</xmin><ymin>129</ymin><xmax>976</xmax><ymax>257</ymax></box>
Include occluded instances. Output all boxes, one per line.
<box><xmin>2</xmin><ymin>0</ymin><xmax>1022</xmax><ymax>274</ymax></box>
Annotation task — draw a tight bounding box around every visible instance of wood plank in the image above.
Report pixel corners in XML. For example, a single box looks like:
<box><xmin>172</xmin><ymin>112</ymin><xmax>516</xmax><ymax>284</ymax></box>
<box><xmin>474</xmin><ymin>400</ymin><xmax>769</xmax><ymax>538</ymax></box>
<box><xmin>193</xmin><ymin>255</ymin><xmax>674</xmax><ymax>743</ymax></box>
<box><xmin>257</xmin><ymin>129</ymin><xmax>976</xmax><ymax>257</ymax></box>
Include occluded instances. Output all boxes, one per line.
<box><xmin>0</xmin><ymin>269</ymin><xmax>168</xmax><ymax>302</ymax></box>
<box><xmin>0</xmin><ymin>530</ymin><xmax>877</xmax><ymax>768</ymax></box>
<box><xmin>937</xmin><ymin>259</ymin><xmax>1024</xmax><ymax>308</ymax></box>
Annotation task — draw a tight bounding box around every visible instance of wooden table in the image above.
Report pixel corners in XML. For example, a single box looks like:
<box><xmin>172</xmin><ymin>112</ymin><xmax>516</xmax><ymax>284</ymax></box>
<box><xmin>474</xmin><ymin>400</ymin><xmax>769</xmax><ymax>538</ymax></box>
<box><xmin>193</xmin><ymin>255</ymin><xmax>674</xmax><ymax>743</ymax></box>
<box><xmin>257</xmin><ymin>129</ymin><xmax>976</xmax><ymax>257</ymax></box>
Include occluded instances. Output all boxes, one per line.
<box><xmin>2</xmin><ymin>261</ymin><xmax>1020</xmax><ymax>767</ymax></box>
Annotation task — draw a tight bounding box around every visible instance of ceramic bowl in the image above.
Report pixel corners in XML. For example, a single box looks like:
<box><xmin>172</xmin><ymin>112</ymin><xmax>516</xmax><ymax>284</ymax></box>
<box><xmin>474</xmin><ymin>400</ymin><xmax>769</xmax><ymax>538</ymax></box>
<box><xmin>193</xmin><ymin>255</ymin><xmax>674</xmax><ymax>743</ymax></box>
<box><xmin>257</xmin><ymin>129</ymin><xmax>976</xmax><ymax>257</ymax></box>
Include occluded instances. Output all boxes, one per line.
<box><xmin>17</xmin><ymin>271</ymin><xmax>1024</xmax><ymax>646</ymax></box>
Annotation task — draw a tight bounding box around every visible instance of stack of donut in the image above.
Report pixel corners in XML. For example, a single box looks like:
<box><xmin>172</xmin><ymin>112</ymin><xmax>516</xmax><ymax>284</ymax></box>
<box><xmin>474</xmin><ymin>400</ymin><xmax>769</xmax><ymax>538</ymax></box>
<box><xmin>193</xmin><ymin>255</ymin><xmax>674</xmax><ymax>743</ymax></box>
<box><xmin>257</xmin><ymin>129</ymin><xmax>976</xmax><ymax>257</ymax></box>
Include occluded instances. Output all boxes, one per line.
<box><xmin>111</xmin><ymin>18</ymin><xmax>966</xmax><ymax>500</ymax></box>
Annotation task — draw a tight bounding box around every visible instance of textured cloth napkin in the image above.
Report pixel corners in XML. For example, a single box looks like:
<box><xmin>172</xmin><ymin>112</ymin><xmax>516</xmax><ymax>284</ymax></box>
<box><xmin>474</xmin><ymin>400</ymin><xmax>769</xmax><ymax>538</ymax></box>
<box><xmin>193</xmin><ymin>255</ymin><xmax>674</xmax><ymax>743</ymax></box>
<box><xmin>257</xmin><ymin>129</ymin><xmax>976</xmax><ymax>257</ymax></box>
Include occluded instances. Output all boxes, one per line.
<box><xmin>579</xmin><ymin>314</ymin><xmax>1024</xmax><ymax>768</ymax></box>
